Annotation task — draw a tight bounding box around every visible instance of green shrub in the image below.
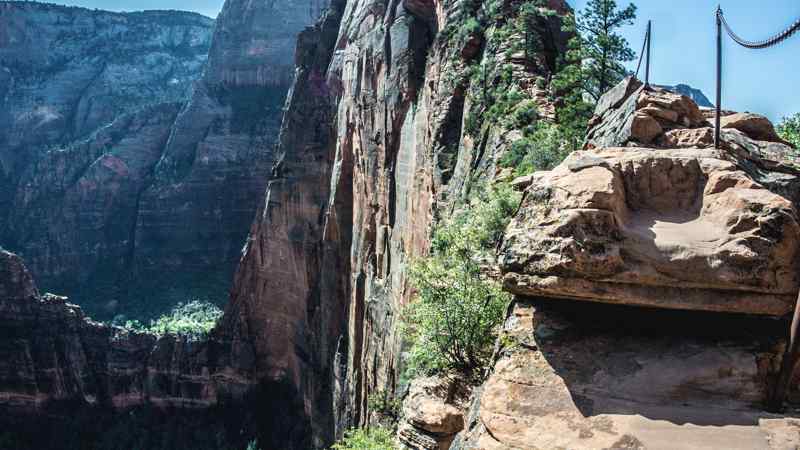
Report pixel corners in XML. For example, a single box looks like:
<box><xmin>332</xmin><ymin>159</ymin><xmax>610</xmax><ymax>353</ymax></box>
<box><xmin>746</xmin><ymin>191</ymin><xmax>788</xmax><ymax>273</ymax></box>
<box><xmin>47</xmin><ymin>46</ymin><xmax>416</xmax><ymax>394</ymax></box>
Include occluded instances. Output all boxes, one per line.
<box><xmin>778</xmin><ymin>113</ymin><xmax>800</xmax><ymax>150</ymax></box>
<box><xmin>332</xmin><ymin>427</ymin><xmax>396</xmax><ymax>450</ymax></box>
<box><xmin>500</xmin><ymin>122</ymin><xmax>571</xmax><ymax>176</ymax></box>
<box><xmin>117</xmin><ymin>300</ymin><xmax>223</xmax><ymax>338</ymax></box>
<box><xmin>403</xmin><ymin>184</ymin><xmax>515</xmax><ymax>378</ymax></box>
<box><xmin>403</xmin><ymin>250</ymin><xmax>510</xmax><ymax>377</ymax></box>
<box><xmin>245</xmin><ymin>439</ymin><xmax>261</xmax><ymax>450</ymax></box>
<box><xmin>367</xmin><ymin>391</ymin><xmax>401</xmax><ymax>420</ymax></box>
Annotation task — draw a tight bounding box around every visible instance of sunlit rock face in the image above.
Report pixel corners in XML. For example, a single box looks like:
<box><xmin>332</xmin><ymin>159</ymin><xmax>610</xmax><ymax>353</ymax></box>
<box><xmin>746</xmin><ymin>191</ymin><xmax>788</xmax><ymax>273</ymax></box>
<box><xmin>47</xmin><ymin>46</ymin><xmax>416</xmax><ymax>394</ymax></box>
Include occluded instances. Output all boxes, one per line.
<box><xmin>501</xmin><ymin>77</ymin><xmax>800</xmax><ymax>315</ymax></box>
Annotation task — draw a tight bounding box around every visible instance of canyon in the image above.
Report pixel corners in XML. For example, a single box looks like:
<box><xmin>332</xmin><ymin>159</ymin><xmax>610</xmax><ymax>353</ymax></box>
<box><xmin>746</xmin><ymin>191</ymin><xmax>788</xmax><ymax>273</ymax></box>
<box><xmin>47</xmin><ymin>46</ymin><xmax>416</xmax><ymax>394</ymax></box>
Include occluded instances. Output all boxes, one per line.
<box><xmin>1</xmin><ymin>0</ymin><xmax>800</xmax><ymax>449</ymax></box>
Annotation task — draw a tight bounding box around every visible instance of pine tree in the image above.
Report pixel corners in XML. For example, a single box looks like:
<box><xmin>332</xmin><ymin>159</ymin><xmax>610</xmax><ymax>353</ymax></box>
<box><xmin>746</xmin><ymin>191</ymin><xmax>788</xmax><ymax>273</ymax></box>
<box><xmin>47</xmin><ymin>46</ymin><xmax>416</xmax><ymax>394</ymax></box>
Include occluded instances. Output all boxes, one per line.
<box><xmin>551</xmin><ymin>0</ymin><xmax>636</xmax><ymax>147</ymax></box>
<box><xmin>576</xmin><ymin>0</ymin><xmax>637</xmax><ymax>100</ymax></box>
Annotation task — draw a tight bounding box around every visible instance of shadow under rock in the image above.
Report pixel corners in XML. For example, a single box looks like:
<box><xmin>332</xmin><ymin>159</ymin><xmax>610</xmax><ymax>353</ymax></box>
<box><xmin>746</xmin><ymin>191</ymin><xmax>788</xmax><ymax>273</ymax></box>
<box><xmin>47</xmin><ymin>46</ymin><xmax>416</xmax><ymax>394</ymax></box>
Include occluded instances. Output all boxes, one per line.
<box><xmin>525</xmin><ymin>298</ymin><xmax>793</xmax><ymax>427</ymax></box>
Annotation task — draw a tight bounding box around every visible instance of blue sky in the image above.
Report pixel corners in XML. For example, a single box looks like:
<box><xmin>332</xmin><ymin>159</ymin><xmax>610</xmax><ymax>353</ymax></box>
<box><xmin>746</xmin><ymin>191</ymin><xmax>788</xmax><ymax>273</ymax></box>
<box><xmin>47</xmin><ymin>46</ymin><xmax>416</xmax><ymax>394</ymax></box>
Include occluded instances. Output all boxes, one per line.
<box><xmin>52</xmin><ymin>0</ymin><xmax>224</xmax><ymax>18</ymax></box>
<box><xmin>42</xmin><ymin>0</ymin><xmax>800</xmax><ymax>121</ymax></box>
<box><xmin>569</xmin><ymin>0</ymin><xmax>800</xmax><ymax>122</ymax></box>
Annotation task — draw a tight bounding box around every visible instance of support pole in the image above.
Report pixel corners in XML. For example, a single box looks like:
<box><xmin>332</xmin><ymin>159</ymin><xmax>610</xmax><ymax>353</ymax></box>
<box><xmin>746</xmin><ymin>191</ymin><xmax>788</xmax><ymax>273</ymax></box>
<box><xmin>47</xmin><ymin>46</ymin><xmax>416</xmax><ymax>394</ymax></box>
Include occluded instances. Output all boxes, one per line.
<box><xmin>715</xmin><ymin>7</ymin><xmax>722</xmax><ymax>149</ymax></box>
<box><xmin>645</xmin><ymin>20</ymin><xmax>652</xmax><ymax>86</ymax></box>
<box><xmin>769</xmin><ymin>291</ymin><xmax>800</xmax><ymax>412</ymax></box>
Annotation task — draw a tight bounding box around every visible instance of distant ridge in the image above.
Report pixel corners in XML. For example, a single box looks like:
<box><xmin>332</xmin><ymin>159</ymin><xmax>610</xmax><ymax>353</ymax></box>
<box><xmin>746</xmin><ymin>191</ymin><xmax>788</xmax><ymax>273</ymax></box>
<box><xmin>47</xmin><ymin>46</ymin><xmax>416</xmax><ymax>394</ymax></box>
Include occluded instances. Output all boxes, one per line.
<box><xmin>657</xmin><ymin>83</ymin><xmax>714</xmax><ymax>108</ymax></box>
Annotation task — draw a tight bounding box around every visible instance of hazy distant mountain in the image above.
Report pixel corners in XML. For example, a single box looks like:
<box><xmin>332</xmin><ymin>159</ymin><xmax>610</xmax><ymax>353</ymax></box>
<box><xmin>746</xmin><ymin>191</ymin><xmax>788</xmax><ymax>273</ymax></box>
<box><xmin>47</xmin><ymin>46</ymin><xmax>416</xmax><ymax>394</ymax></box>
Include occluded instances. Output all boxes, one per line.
<box><xmin>658</xmin><ymin>83</ymin><xmax>714</xmax><ymax>108</ymax></box>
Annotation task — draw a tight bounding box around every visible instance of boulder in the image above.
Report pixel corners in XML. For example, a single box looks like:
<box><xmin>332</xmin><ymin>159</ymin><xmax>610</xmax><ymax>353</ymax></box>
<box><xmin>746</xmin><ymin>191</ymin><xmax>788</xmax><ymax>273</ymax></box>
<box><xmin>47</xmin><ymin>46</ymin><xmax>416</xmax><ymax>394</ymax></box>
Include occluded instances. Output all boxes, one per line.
<box><xmin>721</xmin><ymin>112</ymin><xmax>784</xmax><ymax>143</ymax></box>
<box><xmin>398</xmin><ymin>376</ymin><xmax>468</xmax><ymax>450</ymax></box>
<box><xmin>500</xmin><ymin>148</ymin><xmax>800</xmax><ymax>315</ymax></box>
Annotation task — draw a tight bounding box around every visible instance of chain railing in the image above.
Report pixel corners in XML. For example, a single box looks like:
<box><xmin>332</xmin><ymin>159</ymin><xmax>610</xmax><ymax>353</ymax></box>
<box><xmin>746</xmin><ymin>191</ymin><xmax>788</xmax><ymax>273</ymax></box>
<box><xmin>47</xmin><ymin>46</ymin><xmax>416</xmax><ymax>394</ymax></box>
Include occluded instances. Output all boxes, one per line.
<box><xmin>715</xmin><ymin>7</ymin><xmax>800</xmax><ymax>149</ymax></box>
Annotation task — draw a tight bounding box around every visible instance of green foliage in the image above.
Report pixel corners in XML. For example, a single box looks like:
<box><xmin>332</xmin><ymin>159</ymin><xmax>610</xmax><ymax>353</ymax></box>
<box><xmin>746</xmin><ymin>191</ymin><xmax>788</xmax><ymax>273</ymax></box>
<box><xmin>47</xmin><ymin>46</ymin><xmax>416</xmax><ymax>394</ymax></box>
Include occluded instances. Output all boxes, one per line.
<box><xmin>500</xmin><ymin>122</ymin><xmax>572</xmax><ymax>176</ymax></box>
<box><xmin>116</xmin><ymin>300</ymin><xmax>223</xmax><ymax>338</ymax></box>
<box><xmin>367</xmin><ymin>391</ymin><xmax>402</xmax><ymax>420</ymax></box>
<box><xmin>245</xmin><ymin>439</ymin><xmax>261</xmax><ymax>450</ymax></box>
<box><xmin>571</xmin><ymin>0</ymin><xmax>637</xmax><ymax>101</ymax></box>
<box><xmin>778</xmin><ymin>113</ymin><xmax>800</xmax><ymax>150</ymax></box>
<box><xmin>402</xmin><ymin>184</ymin><xmax>516</xmax><ymax>378</ymax></box>
<box><xmin>331</xmin><ymin>427</ymin><xmax>396</xmax><ymax>450</ymax></box>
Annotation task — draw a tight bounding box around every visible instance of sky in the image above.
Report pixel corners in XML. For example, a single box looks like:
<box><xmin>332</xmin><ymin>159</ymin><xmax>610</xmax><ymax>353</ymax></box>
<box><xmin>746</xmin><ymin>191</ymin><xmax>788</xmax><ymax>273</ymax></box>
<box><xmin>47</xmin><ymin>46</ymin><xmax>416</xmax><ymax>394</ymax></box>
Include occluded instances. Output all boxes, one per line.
<box><xmin>569</xmin><ymin>0</ymin><xmax>800</xmax><ymax>122</ymax></box>
<box><xmin>49</xmin><ymin>0</ymin><xmax>225</xmax><ymax>18</ymax></box>
<box><xmin>28</xmin><ymin>0</ymin><xmax>800</xmax><ymax>121</ymax></box>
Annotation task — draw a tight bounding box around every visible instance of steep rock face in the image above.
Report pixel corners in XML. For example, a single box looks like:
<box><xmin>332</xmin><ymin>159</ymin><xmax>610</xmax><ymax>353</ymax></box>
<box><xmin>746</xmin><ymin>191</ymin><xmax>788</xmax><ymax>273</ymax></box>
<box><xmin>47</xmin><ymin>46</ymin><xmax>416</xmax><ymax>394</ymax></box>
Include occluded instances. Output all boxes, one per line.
<box><xmin>220</xmin><ymin>0</ymin><xmax>572</xmax><ymax>447</ymax></box>
<box><xmin>1</xmin><ymin>0</ymin><xmax>328</xmax><ymax>320</ymax></box>
<box><xmin>7</xmin><ymin>103</ymin><xmax>182</xmax><ymax>316</ymax></box>
<box><xmin>0</xmin><ymin>249</ymin><xmax>261</xmax><ymax>450</ymax></box>
<box><xmin>130</xmin><ymin>0</ymin><xmax>329</xmax><ymax>317</ymax></box>
<box><xmin>0</xmin><ymin>2</ymin><xmax>214</xmax><ymax>317</ymax></box>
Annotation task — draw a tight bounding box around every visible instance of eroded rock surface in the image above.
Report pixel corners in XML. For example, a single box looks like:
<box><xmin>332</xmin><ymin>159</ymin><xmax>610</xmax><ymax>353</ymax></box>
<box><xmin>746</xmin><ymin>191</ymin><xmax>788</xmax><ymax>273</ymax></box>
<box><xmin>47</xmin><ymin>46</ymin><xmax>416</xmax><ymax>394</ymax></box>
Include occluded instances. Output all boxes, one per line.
<box><xmin>452</xmin><ymin>300</ymin><xmax>800</xmax><ymax>450</ymax></box>
<box><xmin>503</xmin><ymin>78</ymin><xmax>800</xmax><ymax>315</ymax></box>
<box><xmin>501</xmin><ymin>148</ymin><xmax>800</xmax><ymax>315</ymax></box>
<box><xmin>398</xmin><ymin>376</ymin><xmax>469</xmax><ymax>450</ymax></box>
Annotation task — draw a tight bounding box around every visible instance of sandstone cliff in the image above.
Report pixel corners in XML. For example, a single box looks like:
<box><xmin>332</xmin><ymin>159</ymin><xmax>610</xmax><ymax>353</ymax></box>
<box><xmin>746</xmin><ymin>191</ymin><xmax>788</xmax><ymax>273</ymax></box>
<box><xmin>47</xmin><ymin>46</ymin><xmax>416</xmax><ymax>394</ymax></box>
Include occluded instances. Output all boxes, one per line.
<box><xmin>0</xmin><ymin>2</ymin><xmax>214</xmax><ymax>317</ymax></box>
<box><xmin>1</xmin><ymin>0</ymin><xmax>327</xmax><ymax>320</ymax></box>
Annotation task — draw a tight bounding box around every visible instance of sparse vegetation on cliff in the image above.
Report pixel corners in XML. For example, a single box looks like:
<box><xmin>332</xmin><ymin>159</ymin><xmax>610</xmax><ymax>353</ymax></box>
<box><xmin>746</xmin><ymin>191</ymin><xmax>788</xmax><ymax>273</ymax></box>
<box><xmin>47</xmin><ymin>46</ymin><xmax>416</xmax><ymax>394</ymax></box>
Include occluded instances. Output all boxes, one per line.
<box><xmin>500</xmin><ymin>122</ymin><xmax>573</xmax><ymax>176</ymax></box>
<box><xmin>402</xmin><ymin>185</ymin><xmax>516</xmax><ymax>378</ymax></box>
<box><xmin>117</xmin><ymin>300</ymin><xmax>223</xmax><ymax>338</ymax></box>
<box><xmin>331</xmin><ymin>427</ymin><xmax>396</xmax><ymax>450</ymax></box>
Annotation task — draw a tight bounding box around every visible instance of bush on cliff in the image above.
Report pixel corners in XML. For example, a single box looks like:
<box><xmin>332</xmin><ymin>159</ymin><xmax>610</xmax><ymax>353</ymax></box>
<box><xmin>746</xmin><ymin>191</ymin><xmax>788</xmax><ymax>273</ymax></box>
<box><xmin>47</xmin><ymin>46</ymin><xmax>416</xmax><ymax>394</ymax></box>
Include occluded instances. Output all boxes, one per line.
<box><xmin>117</xmin><ymin>300</ymin><xmax>223</xmax><ymax>338</ymax></box>
<box><xmin>402</xmin><ymin>184</ymin><xmax>515</xmax><ymax>378</ymax></box>
<box><xmin>332</xmin><ymin>427</ymin><xmax>396</xmax><ymax>450</ymax></box>
<box><xmin>500</xmin><ymin>122</ymin><xmax>572</xmax><ymax>176</ymax></box>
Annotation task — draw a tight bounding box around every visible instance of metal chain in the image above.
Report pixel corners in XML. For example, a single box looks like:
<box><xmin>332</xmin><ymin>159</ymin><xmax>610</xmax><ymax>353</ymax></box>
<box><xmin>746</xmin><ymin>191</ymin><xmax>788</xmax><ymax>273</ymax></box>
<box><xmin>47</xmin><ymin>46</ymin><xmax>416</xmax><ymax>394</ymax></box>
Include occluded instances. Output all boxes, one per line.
<box><xmin>718</xmin><ymin>9</ymin><xmax>800</xmax><ymax>49</ymax></box>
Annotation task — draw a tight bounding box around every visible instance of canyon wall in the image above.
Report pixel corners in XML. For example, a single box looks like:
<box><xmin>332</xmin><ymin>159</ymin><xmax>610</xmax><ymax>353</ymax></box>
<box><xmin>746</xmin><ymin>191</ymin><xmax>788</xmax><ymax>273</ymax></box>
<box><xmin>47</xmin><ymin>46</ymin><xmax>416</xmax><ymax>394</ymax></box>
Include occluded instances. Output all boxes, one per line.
<box><xmin>1</xmin><ymin>0</ymin><xmax>327</xmax><ymax>320</ymax></box>
<box><xmin>0</xmin><ymin>2</ymin><xmax>214</xmax><ymax>317</ymax></box>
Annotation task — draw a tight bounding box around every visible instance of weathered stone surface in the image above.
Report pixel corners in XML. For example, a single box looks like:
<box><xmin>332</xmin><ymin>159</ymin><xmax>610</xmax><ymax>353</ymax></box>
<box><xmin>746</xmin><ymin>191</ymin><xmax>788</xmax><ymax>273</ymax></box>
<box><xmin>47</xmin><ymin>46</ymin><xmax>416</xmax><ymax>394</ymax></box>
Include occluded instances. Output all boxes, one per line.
<box><xmin>399</xmin><ymin>376</ymin><xmax>469</xmax><ymax>450</ymax></box>
<box><xmin>500</xmin><ymin>148</ymin><xmax>800</xmax><ymax>315</ymax></box>
<box><xmin>721</xmin><ymin>112</ymin><xmax>784</xmax><ymax>143</ymax></box>
<box><xmin>452</xmin><ymin>300</ymin><xmax>800</xmax><ymax>450</ymax></box>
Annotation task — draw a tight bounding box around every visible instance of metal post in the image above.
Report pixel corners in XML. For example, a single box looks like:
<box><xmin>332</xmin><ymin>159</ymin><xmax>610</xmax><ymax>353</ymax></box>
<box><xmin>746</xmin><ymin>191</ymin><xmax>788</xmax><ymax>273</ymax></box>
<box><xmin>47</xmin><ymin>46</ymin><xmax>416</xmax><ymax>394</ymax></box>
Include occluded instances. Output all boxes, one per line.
<box><xmin>645</xmin><ymin>20</ymin><xmax>652</xmax><ymax>86</ymax></box>
<box><xmin>769</xmin><ymin>291</ymin><xmax>800</xmax><ymax>412</ymax></box>
<box><xmin>715</xmin><ymin>7</ymin><xmax>722</xmax><ymax>149</ymax></box>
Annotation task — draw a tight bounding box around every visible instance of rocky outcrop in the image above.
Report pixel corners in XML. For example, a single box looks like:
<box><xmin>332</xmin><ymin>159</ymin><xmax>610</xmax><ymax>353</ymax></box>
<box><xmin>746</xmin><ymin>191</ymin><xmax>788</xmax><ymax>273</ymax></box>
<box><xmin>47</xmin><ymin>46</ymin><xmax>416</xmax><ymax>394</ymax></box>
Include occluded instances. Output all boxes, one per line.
<box><xmin>658</xmin><ymin>83</ymin><xmax>713</xmax><ymax>108</ymax></box>
<box><xmin>398</xmin><ymin>376</ymin><xmax>469</xmax><ymax>450</ymax></box>
<box><xmin>454</xmin><ymin>76</ymin><xmax>800</xmax><ymax>449</ymax></box>
<box><xmin>452</xmin><ymin>300</ymin><xmax>800</xmax><ymax>450</ymax></box>
<box><xmin>500</xmin><ymin>78</ymin><xmax>799</xmax><ymax>315</ymax></box>
<box><xmin>500</xmin><ymin>147</ymin><xmax>800</xmax><ymax>315</ymax></box>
